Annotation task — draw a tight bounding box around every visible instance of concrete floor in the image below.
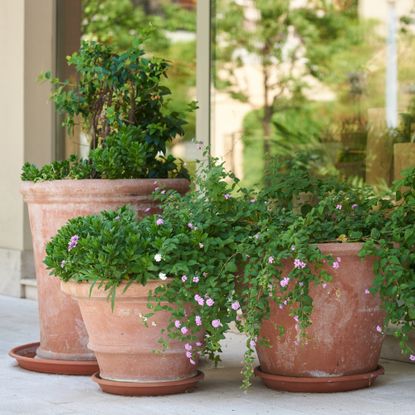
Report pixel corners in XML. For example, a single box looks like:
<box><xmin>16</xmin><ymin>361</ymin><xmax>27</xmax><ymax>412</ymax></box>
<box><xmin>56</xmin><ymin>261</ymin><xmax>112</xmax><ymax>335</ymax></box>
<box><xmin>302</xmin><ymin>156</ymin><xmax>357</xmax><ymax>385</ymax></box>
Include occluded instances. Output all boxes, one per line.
<box><xmin>1</xmin><ymin>295</ymin><xmax>414</xmax><ymax>415</ymax></box>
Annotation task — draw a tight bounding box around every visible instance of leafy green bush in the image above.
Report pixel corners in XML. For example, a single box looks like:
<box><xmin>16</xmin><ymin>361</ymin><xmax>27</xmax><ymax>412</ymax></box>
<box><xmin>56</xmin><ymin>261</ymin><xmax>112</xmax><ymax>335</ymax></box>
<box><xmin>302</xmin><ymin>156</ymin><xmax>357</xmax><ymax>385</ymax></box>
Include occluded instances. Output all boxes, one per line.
<box><xmin>22</xmin><ymin>40</ymin><xmax>194</xmax><ymax>181</ymax></box>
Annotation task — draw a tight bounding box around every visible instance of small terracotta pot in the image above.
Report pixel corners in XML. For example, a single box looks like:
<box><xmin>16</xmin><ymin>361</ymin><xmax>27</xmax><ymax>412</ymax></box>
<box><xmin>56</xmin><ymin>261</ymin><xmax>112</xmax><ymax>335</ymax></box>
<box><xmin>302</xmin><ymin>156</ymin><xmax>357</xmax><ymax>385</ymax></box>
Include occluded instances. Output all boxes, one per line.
<box><xmin>257</xmin><ymin>243</ymin><xmax>385</xmax><ymax>381</ymax></box>
<box><xmin>21</xmin><ymin>179</ymin><xmax>189</xmax><ymax>361</ymax></box>
<box><xmin>61</xmin><ymin>280</ymin><xmax>200</xmax><ymax>383</ymax></box>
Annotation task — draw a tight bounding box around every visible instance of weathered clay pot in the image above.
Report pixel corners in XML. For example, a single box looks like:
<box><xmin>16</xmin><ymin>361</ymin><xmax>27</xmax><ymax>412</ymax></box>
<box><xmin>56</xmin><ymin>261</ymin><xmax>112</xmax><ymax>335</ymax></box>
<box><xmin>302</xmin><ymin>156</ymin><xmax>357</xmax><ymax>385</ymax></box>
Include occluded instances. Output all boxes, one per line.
<box><xmin>257</xmin><ymin>243</ymin><xmax>385</xmax><ymax>384</ymax></box>
<box><xmin>61</xmin><ymin>280</ymin><xmax>200</xmax><ymax>383</ymax></box>
<box><xmin>21</xmin><ymin>179</ymin><xmax>189</xmax><ymax>361</ymax></box>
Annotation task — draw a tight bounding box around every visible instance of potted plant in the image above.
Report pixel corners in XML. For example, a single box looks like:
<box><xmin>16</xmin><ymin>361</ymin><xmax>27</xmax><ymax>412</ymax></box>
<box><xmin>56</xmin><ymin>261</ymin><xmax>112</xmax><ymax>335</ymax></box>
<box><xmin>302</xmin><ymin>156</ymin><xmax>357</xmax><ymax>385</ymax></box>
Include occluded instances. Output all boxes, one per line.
<box><xmin>17</xmin><ymin>40</ymin><xmax>192</xmax><ymax>373</ymax></box>
<box><xmin>43</xmin><ymin>161</ymin><xmax>252</xmax><ymax>395</ymax></box>
<box><xmin>234</xmin><ymin>158</ymin><xmax>399</xmax><ymax>392</ymax></box>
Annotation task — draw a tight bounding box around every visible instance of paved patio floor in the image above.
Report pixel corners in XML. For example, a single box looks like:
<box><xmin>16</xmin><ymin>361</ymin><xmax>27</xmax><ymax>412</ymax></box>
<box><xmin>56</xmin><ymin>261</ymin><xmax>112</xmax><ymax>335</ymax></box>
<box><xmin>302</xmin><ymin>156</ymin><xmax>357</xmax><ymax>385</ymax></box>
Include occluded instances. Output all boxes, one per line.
<box><xmin>1</xmin><ymin>294</ymin><xmax>414</xmax><ymax>415</ymax></box>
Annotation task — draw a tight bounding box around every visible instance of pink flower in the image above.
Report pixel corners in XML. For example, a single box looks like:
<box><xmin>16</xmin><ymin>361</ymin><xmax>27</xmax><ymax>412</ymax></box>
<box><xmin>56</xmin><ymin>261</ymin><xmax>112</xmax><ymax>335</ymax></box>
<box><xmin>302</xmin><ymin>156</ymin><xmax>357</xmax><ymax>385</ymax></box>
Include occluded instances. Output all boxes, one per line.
<box><xmin>194</xmin><ymin>294</ymin><xmax>205</xmax><ymax>306</ymax></box>
<box><xmin>268</xmin><ymin>256</ymin><xmax>274</xmax><ymax>264</ymax></box>
<box><xmin>206</xmin><ymin>298</ymin><xmax>215</xmax><ymax>307</ymax></box>
<box><xmin>156</xmin><ymin>218</ymin><xmax>164</xmax><ymax>226</ymax></box>
<box><xmin>293</xmin><ymin>315</ymin><xmax>299</xmax><ymax>322</ymax></box>
<box><xmin>187</xmin><ymin>222</ymin><xmax>194</xmax><ymax>229</ymax></box>
<box><xmin>181</xmin><ymin>326</ymin><xmax>189</xmax><ymax>335</ymax></box>
<box><xmin>336</xmin><ymin>257</ymin><xmax>342</xmax><ymax>263</ymax></box>
<box><xmin>189</xmin><ymin>358</ymin><xmax>196</xmax><ymax>365</ymax></box>
<box><xmin>224</xmin><ymin>193</ymin><xmax>232</xmax><ymax>200</ymax></box>
<box><xmin>211</xmin><ymin>319</ymin><xmax>222</xmax><ymax>328</ymax></box>
<box><xmin>67</xmin><ymin>235</ymin><xmax>79</xmax><ymax>251</ymax></box>
<box><xmin>184</xmin><ymin>343</ymin><xmax>192</xmax><ymax>351</ymax></box>
<box><xmin>365</xmin><ymin>288</ymin><xmax>370</xmax><ymax>295</ymax></box>
<box><xmin>294</xmin><ymin>258</ymin><xmax>306</xmax><ymax>269</ymax></box>
<box><xmin>376</xmin><ymin>325</ymin><xmax>382</xmax><ymax>333</ymax></box>
<box><xmin>186</xmin><ymin>351</ymin><xmax>192</xmax><ymax>358</ymax></box>
<box><xmin>196</xmin><ymin>341</ymin><xmax>202</xmax><ymax>347</ymax></box>
<box><xmin>409</xmin><ymin>355</ymin><xmax>415</xmax><ymax>361</ymax></box>
<box><xmin>336</xmin><ymin>204</ymin><xmax>342</xmax><ymax>210</ymax></box>
<box><xmin>195</xmin><ymin>315</ymin><xmax>202</xmax><ymax>326</ymax></box>
<box><xmin>352</xmin><ymin>204</ymin><xmax>358</xmax><ymax>209</ymax></box>
<box><xmin>193</xmin><ymin>276</ymin><xmax>200</xmax><ymax>283</ymax></box>
<box><xmin>174</xmin><ymin>320</ymin><xmax>181</xmax><ymax>328</ymax></box>
<box><xmin>280</xmin><ymin>277</ymin><xmax>290</xmax><ymax>288</ymax></box>
<box><xmin>332</xmin><ymin>261</ymin><xmax>340</xmax><ymax>269</ymax></box>
<box><xmin>249</xmin><ymin>339</ymin><xmax>256</xmax><ymax>348</ymax></box>
<box><xmin>322</xmin><ymin>283</ymin><xmax>327</xmax><ymax>288</ymax></box>
<box><xmin>231</xmin><ymin>301</ymin><xmax>240</xmax><ymax>311</ymax></box>
<box><xmin>145</xmin><ymin>207</ymin><xmax>151</xmax><ymax>213</ymax></box>
<box><xmin>181</xmin><ymin>275</ymin><xmax>188</xmax><ymax>282</ymax></box>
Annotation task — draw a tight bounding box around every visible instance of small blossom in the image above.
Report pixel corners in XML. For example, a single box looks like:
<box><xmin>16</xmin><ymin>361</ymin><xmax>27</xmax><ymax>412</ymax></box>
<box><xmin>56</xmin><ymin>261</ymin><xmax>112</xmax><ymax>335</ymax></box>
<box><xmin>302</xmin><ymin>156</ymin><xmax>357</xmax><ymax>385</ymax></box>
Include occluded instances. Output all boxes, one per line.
<box><xmin>231</xmin><ymin>301</ymin><xmax>240</xmax><ymax>311</ymax></box>
<box><xmin>194</xmin><ymin>294</ymin><xmax>205</xmax><ymax>306</ymax></box>
<box><xmin>189</xmin><ymin>358</ymin><xmax>196</xmax><ymax>365</ymax></box>
<box><xmin>196</xmin><ymin>341</ymin><xmax>202</xmax><ymax>347</ymax></box>
<box><xmin>202</xmin><ymin>272</ymin><xmax>208</xmax><ymax>277</ymax></box>
<box><xmin>279</xmin><ymin>304</ymin><xmax>284</xmax><ymax>310</ymax></box>
<box><xmin>291</xmin><ymin>245</ymin><xmax>296</xmax><ymax>251</ymax></box>
<box><xmin>193</xmin><ymin>276</ymin><xmax>200</xmax><ymax>283</ymax></box>
<box><xmin>376</xmin><ymin>325</ymin><xmax>382</xmax><ymax>333</ymax></box>
<box><xmin>294</xmin><ymin>258</ymin><xmax>306</xmax><ymax>269</ymax></box>
<box><xmin>212</xmin><ymin>319</ymin><xmax>222</xmax><ymax>328</ymax></box>
<box><xmin>186</xmin><ymin>351</ymin><xmax>192</xmax><ymax>358</ymax></box>
<box><xmin>352</xmin><ymin>204</ymin><xmax>358</xmax><ymax>209</ymax></box>
<box><xmin>184</xmin><ymin>343</ymin><xmax>192</xmax><ymax>351</ymax></box>
<box><xmin>199</xmin><ymin>243</ymin><xmax>204</xmax><ymax>249</ymax></box>
<box><xmin>67</xmin><ymin>235</ymin><xmax>79</xmax><ymax>251</ymax></box>
<box><xmin>337</xmin><ymin>257</ymin><xmax>342</xmax><ymax>263</ymax></box>
<box><xmin>158</xmin><ymin>272</ymin><xmax>167</xmax><ymax>280</ymax></box>
<box><xmin>409</xmin><ymin>355</ymin><xmax>415</xmax><ymax>361</ymax></box>
<box><xmin>174</xmin><ymin>320</ymin><xmax>181</xmax><ymax>328</ymax></box>
<box><xmin>206</xmin><ymin>298</ymin><xmax>215</xmax><ymax>307</ymax></box>
<box><xmin>154</xmin><ymin>253</ymin><xmax>162</xmax><ymax>262</ymax></box>
<box><xmin>156</xmin><ymin>218</ymin><xmax>164</xmax><ymax>226</ymax></box>
<box><xmin>336</xmin><ymin>204</ymin><xmax>342</xmax><ymax>210</ymax></box>
<box><xmin>268</xmin><ymin>256</ymin><xmax>274</xmax><ymax>264</ymax></box>
<box><xmin>280</xmin><ymin>277</ymin><xmax>290</xmax><ymax>288</ymax></box>
<box><xmin>224</xmin><ymin>193</ymin><xmax>232</xmax><ymax>200</ymax></box>
<box><xmin>195</xmin><ymin>315</ymin><xmax>202</xmax><ymax>326</ymax></box>
<box><xmin>254</xmin><ymin>233</ymin><xmax>260</xmax><ymax>240</ymax></box>
<box><xmin>332</xmin><ymin>261</ymin><xmax>340</xmax><ymax>270</ymax></box>
<box><xmin>181</xmin><ymin>326</ymin><xmax>189</xmax><ymax>335</ymax></box>
<box><xmin>249</xmin><ymin>339</ymin><xmax>256</xmax><ymax>348</ymax></box>
<box><xmin>144</xmin><ymin>207</ymin><xmax>151</xmax><ymax>213</ymax></box>
<box><xmin>250</xmin><ymin>198</ymin><xmax>257</xmax><ymax>203</ymax></box>
<box><xmin>60</xmin><ymin>260</ymin><xmax>66</xmax><ymax>268</ymax></box>
<box><xmin>161</xmin><ymin>190</ymin><xmax>166</xmax><ymax>195</ymax></box>
<box><xmin>322</xmin><ymin>283</ymin><xmax>327</xmax><ymax>288</ymax></box>
<box><xmin>188</xmin><ymin>222</ymin><xmax>194</xmax><ymax>229</ymax></box>
<box><xmin>299</xmin><ymin>282</ymin><xmax>304</xmax><ymax>287</ymax></box>
<box><xmin>293</xmin><ymin>315</ymin><xmax>299</xmax><ymax>322</ymax></box>
<box><xmin>114</xmin><ymin>215</ymin><xmax>120</xmax><ymax>221</ymax></box>
<box><xmin>151</xmin><ymin>321</ymin><xmax>157</xmax><ymax>327</ymax></box>
<box><xmin>365</xmin><ymin>288</ymin><xmax>370</xmax><ymax>295</ymax></box>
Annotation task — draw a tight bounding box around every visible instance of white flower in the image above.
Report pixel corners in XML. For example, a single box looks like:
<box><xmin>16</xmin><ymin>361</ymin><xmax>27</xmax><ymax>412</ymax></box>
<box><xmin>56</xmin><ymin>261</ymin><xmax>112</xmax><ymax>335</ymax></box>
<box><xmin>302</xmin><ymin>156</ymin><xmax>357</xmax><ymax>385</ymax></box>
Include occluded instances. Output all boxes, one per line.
<box><xmin>159</xmin><ymin>272</ymin><xmax>167</xmax><ymax>280</ymax></box>
<box><xmin>154</xmin><ymin>253</ymin><xmax>162</xmax><ymax>262</ymax></box>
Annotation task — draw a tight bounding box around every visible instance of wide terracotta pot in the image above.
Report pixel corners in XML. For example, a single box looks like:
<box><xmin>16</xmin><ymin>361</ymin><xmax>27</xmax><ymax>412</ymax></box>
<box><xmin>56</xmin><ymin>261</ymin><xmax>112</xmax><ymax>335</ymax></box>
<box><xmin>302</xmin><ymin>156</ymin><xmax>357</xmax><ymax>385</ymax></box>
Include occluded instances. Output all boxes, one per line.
<box><xmin>21</xmin><ymin>179</ymin><xmax>189</xmax><ymax>361</ymax></box>
<box><xmin>257</xmin><ymin>243</ymin><xmax>385</xmax><ymax>379</ymax></box>
<box><xmin>61</xmin><ymin>280</ymin><xmax>199</xmax><ymax>382</ymax></box>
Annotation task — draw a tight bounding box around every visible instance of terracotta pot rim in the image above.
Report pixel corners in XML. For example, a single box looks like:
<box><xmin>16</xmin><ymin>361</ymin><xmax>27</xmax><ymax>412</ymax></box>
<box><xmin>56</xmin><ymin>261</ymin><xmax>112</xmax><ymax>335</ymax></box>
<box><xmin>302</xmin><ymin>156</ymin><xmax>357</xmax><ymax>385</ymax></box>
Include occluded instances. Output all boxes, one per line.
<box><xmin>61</xmin><ymin>279</ymin><xmax>171</xmax><ymax>300</ymax></box>
<box><xmin>315</xmin><ymin>242</ymin><xmax>364</xmax><ymax>254</ymax></box>
<box><xmin>20</xmin><ymin>178</ymin><xmax>190</xmax><ymax>202</ymax></box>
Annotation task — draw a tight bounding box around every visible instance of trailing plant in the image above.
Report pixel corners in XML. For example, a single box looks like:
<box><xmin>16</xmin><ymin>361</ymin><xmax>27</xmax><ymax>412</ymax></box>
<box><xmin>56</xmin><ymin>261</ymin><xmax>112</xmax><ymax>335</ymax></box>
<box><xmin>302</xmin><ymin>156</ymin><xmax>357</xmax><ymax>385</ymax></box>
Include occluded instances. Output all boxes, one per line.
<box><xmin>44</xmin><ymin>158</ymin><xmax>255</xmax><ymax>368</ymax></box>
<box><xmin>22</xmin><ymin>40</ymin><xmax>194</xmax><ymax>181</ymax></box>
<box><xmin>360</xmin><ymin>167</ymin><xmax>415</xmax><ymax>361</ymax></box>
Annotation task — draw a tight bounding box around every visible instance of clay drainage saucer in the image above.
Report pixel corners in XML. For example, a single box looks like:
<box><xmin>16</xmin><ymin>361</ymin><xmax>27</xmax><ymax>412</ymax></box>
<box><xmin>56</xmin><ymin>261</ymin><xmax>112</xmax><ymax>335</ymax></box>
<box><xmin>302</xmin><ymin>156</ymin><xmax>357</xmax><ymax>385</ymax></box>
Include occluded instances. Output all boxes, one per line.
<box><xmin>254</xmin><ymin>365</ymin><xmax>384</xmax><ymax>393</ymax></box>
<box><xmin>91</xmin><ymin>371</ymin><xmax>205</xmax><ymax>396</ymax></box>
<box><xmin>9</xmin><ymin>342</ymin><xmax>99</xmax><ymax>375</ymax></box>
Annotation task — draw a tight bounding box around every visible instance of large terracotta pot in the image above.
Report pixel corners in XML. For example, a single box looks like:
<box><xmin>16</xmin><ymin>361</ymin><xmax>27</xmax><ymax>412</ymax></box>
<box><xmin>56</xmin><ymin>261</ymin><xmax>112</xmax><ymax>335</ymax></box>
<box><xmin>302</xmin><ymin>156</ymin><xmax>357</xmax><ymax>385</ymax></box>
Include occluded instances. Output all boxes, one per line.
<box><xmin>61</xmin><ymin>280</ymin><xmax>199</xmax><ymax>382</ymax></box>
<box><xmin>256</xmin><ymin>243</ymin><xmax>385</xmax><ymax>390</ymax></box>
<box><xmin>21</xmin><ymin>179</ymin><xmax>189</xmax><ymax>361</ymax></box>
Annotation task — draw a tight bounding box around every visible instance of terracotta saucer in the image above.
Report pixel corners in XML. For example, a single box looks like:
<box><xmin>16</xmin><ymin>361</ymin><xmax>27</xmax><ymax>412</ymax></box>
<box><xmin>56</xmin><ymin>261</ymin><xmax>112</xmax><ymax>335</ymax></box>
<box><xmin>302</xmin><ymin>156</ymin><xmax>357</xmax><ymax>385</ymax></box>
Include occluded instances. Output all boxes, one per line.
<box><xmin>9</xmin><ymin>342</ymin><xmax>99</xmax><ymax>376</ymax></box>
<box><xmin>91</xmin><ymin>370</ymin><xmax>205</xmax><ymax>396</ymax></box>
<box><xmin>254</xmin><ymin>365</ymin><xmax>384</xmax><ymax>393</ymax></box>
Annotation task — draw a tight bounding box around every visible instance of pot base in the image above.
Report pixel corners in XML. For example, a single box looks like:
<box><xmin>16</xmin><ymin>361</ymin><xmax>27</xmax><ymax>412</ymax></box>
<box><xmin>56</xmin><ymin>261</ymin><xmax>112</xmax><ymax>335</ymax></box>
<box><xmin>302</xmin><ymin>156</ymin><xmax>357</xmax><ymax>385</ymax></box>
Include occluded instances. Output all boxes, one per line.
<box><xmin>91</xmin><ymin>370</ymin><xmax>204</xmax><ymax>396</ymax></box>
<box><xmin>9</xmin><ymin>342</ymin><xmax>99</xmax><ymax>375</ymax></box>
<box><xmin>254</xmin><ymin>365</ymin><xmax>384</xmax><ymax>393</ymax></box>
